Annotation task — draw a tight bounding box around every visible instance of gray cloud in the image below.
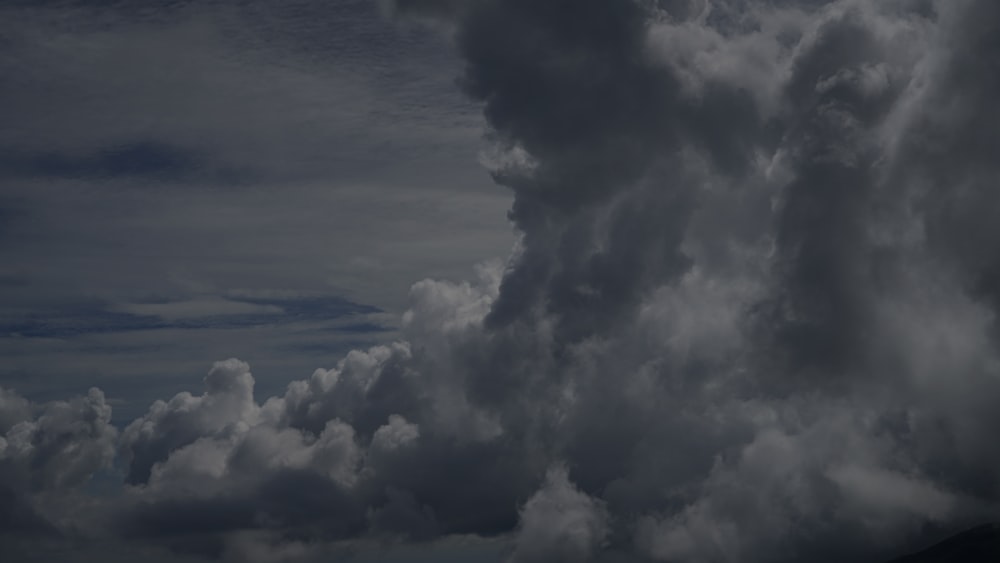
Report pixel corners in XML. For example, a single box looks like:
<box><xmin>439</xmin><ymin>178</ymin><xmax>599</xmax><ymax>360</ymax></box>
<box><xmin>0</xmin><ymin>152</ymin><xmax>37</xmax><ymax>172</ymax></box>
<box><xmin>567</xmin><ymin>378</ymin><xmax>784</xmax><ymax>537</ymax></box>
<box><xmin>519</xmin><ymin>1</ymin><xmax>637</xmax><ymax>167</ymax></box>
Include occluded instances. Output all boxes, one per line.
<box><xmin>0</xmin><ymin>387</ymin><xmax>117</xmax><ymax>492</ymax></box>
<box><xmin>508</xmin><ymin>465</ymin><xmax>609</xmax><ymax>563</ymax></box>
<box><xmin>0</xmin><ymin>386</ymin><xmax>118</xmax><ymax>546</ymax></box>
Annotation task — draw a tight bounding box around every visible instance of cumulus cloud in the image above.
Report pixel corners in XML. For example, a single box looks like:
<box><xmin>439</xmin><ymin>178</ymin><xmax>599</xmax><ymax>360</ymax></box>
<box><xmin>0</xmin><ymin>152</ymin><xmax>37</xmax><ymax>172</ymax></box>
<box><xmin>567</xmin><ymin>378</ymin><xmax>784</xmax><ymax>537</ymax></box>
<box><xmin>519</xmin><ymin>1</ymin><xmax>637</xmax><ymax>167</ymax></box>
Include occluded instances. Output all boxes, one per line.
<box><xmin>0</xmin><ymin>386</ymin><xmax>117</xmax><ymax>539</ymax></box>
<box><xmin>5</xmin><ymin>0</ymin><xmax>1000</xmax><ymax>562</ymax></box>
<box><xmin>508</xmin><ymin>465</ymin><xmax>609</xmax><ymax>563</ymax></box>
<box><xmin>0</xmin><ymin>387</ymin><xmax>117</xmax><ymax>492</ymax></box>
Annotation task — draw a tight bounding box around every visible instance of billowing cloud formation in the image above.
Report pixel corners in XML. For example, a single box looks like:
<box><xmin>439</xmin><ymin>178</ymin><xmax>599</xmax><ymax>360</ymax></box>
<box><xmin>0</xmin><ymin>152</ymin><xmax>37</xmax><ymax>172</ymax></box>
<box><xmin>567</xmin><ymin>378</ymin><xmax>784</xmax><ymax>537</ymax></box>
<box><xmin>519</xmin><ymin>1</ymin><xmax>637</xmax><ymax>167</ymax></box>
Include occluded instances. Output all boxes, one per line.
<box><xmin>5</xmin><ymin>0</ymin><xmax>1000</xmax><ymax>561</ymax></box>
<box><xmin>0</xmin><ymin>386</ymin><xmax>117</xmax><ymax>538</ymax></box>
<box><xmin>509</xmin><ymin>465</ymin><xmax>609</xmax><ymax>563</ymax></box>
<box><xmin>0</xmin><ymin>387</ymin><xmax>116</xmax><ymax>491</ymax></box>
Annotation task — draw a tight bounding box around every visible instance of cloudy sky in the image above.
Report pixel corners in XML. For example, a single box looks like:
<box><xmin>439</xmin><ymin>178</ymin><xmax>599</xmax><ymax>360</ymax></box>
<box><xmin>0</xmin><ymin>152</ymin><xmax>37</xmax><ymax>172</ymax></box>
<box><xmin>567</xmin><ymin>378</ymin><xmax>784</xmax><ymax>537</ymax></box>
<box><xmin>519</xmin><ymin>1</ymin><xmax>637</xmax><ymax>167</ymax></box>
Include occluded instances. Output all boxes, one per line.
<box><xmin>2</xmin><ymin>0</ymin><xmax>1000</xmax><ymax>562</ymax></box>
<box><xmin>0</xmin><ymin>0</ymin><xmax>513</xmax><ymax>420</ymax></box>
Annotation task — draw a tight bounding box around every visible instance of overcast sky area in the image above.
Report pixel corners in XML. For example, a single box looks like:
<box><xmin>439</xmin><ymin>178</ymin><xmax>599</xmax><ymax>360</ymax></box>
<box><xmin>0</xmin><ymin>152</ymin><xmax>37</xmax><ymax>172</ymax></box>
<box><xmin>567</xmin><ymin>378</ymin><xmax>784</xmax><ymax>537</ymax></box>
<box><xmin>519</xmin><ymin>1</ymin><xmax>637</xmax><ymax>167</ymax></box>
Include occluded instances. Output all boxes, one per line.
<box><xmin>2</xmin><ymin>0</ymin><xmax>1000</xmax><ymax>562</ymax></box>
<box><xmin>0</xmin><ymin>0</ymin><xmax>514</xmax><ymax>420</ymax></box>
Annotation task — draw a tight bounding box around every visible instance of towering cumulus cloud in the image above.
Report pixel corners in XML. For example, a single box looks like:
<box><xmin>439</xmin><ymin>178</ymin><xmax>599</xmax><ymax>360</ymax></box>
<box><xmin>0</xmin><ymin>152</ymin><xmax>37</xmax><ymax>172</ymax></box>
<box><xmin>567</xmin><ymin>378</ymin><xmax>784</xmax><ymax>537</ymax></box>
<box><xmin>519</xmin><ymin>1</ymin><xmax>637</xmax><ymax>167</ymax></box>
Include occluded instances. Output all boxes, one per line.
<box><xmin>4</xmin><ymin>0</ymin><xmax>1000</xmax><ymax>561</ymax></box>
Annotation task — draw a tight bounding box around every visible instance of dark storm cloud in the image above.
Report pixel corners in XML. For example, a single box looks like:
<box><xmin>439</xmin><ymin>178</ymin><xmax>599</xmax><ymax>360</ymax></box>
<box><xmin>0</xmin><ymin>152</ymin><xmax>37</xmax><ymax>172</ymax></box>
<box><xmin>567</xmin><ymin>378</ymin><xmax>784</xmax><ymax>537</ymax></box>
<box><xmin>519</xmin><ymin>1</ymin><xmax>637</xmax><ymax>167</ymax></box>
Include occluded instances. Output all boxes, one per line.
<box><xmin>876</xmin><ymin>0</ymin><xmax>1000</xmax><ymax>503</ymax></box>
<box><xmin>0</xmin><ymin>387</ymin><xmax>117</xmax><ymax>491</ymax></box>
<box><xmin>0</xmin><ymin>387</ymin><xmax>117</xmax><ymax>548</ymax></box>
<box><xmin>899</xmin><ymin>0</ymin><xmax>1000</xmax><ymax>311</ymax></box>
<box><xmin>753</xmin><ymin>9</ymin><xmax>908</xmax><ymax>379</ymax></box>
<box><xmin>446</xmin><ymin>0</ymin><xmax>764</xmax><ymax>342</ymax></box>
<box><xmin>6</xmin><ymin>1</ymin><xmax>1000</xmax><ymax>562</ymax></box>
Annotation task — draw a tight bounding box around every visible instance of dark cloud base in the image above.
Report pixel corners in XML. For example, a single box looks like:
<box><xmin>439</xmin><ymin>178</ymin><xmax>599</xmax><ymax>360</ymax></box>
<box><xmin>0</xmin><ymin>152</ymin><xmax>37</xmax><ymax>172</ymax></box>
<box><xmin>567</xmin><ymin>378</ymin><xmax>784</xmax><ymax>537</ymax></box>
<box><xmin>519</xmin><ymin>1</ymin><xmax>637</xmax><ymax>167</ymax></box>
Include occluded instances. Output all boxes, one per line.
<box><xmin>888</xmin><ymin>524</ymin><xmax>1000</xmax><ymax>563</ymax></box>
<box><xmin>3</xmin><ymin>0</ymin><xmax>1000</xmax><ymax>562</ymax></box>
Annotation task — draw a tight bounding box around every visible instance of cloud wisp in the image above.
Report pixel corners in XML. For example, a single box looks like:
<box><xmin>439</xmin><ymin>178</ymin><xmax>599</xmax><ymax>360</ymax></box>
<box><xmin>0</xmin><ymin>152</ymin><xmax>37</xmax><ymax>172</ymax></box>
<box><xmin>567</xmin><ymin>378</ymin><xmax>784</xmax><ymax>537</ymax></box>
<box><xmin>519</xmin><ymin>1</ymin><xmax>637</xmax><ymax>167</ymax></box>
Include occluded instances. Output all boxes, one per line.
<box><xmin>3</xmin><ymin>0</ymin><xmax>1000</xmax><ymax>562</ymax></box>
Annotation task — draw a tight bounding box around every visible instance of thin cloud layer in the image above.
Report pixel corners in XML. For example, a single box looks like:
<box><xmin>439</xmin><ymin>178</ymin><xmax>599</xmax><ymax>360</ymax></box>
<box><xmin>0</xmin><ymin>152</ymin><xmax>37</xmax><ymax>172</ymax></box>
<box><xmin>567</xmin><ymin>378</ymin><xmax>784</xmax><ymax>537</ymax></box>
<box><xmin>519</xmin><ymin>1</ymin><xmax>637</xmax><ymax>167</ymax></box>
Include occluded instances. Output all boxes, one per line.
<box><xmin>3</xmin><ymin>0</ymin><xmax>1000</xmax><ymax>562</ymax></box>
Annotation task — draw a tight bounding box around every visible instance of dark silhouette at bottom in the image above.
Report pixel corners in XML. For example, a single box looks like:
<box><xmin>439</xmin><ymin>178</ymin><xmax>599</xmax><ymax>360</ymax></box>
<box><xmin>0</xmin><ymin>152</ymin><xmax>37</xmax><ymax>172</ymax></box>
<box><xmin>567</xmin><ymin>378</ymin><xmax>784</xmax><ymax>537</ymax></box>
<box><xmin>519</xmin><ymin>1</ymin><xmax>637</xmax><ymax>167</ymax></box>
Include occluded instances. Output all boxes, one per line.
<box><xmin>888</xmin><ymin>524</ymin><xmax>1000</xmax><ymax>563</ymax></box>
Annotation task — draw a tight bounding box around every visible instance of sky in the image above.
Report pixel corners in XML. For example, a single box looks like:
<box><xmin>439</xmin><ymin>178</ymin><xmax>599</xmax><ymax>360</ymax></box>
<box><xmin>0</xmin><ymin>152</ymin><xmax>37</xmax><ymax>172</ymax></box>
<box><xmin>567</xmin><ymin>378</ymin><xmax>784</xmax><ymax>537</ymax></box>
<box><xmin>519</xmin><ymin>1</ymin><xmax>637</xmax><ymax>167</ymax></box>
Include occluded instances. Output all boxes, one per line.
<box><xmin>1</xmin><ymin>0</ymin><xmax>1000</xmax><ymax>562</ymax></box>
<box><xmin>0</xmin><ymin>0</ymin><xmax>513</xmax><ymax>420</ymax></box>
